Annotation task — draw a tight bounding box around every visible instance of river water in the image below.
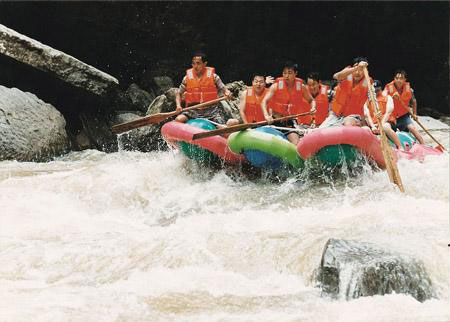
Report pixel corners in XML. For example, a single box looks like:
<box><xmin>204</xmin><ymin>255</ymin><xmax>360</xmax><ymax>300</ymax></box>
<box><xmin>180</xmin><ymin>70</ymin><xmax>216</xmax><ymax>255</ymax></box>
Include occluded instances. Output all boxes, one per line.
<box><xmin>1</xmin><ymin>131</ymin><xmax>449</xmax><ymax>322</ymax></box>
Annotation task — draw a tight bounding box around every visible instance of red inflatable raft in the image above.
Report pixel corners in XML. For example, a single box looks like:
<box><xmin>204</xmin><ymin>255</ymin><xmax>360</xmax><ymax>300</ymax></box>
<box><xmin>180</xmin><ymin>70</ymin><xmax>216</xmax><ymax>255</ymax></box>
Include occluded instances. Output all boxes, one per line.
<box><xmin>297</xmin><ymin>126</ymin><xmax>443</xmax><ymax>169</ymax></box>
<box><xmin>161</xmin><ymin>120</ymin><xmax>245</xmax><ymax>163</ymax></box>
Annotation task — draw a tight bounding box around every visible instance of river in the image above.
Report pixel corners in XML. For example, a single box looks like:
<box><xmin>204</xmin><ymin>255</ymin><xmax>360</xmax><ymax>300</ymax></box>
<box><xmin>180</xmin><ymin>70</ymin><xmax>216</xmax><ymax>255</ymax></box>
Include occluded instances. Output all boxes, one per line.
<box><xmin>1</xmin><ymin>130</ymin><xmax>449</xmax><ymax>322</ymax></box>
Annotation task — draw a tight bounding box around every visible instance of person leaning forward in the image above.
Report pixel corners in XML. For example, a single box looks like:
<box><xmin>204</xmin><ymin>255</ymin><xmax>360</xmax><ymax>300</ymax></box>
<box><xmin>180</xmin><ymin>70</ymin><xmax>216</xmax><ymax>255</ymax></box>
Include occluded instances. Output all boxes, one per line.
<box><xmin>175</xmin><ymin>52</ymin><xmax>237</xmax><ymax>127</ymax></box>
<box><xmin>261</xmin><ymin>61</ymin><xmax>316</xmax><ymax>145</ymax></box>
<box><xmin>320</xmin><ymin>57</ymin><xmax>373</xmax><ymax>128</ymax></box>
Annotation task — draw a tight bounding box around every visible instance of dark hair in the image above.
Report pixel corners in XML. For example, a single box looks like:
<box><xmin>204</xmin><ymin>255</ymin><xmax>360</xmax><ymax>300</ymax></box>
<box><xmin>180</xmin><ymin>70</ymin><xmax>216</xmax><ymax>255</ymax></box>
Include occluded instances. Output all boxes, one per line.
<box><xmin>282</xmin><ymin>61</ymin><xmax>298</xmax><ymax>73</ymax></box>
<box><xmin>192</xmin><ymin>51</ymin><xmax>208</xmax><ymax>62</ymax></box>
<box><xmin>394</xmin><ymin>69</ymin><xmax>407</xmax><ymax>78</ymax></box>
<box><xmin>307</xmin><ymin>72</ymin><xmax>320</xmax><ymax>82</ymax></box>
<box><xmin>352</xmin><ymin>56</ymin><xmax>369</xmax><ymax>65</ymax></box>
<box><xmin>373</xmin><ymin>79</ymin><xmax>382</xmax><ymax>90</ymax></box>
<box><xmin>251</xmin><ymin>74</ymin><xmax>265</xmax><ymax>81</ymax></box>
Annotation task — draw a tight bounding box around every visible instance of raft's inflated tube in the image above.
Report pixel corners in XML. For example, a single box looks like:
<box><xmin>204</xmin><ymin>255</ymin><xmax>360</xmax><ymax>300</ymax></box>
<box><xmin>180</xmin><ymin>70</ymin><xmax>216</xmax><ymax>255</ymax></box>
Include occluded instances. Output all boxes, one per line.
<box><xmin>228</xmin><ymin>126</ymin><xmax>302</xmax><ymax>169</ymax></box>
<box><xmin>297</xmin><ymin>126</ymin><xmax>442</xmax><ymax>169</ymax></box>
<box><xmin>161</xmin><ymin>119</ymin><xmax>245</xmax><ymax>163</ymax></box>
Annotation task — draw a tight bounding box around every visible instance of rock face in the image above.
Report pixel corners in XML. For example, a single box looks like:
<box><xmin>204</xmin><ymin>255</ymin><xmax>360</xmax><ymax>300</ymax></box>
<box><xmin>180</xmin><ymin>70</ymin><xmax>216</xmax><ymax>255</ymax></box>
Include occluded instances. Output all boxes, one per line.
<box><xmin>316</xmin><ymin>238</ymin><xmax>435</xmax><ymax>302</ymax></box>
<box><xmin>0</xmin><ymin>24</ymin><xmax>119</xmax><ymax>96</ymax></box>
<box><xmin>124</xmin><ymin>83</ymin><xmax>155</xmax><ymax>113</ymax></box>
<box><xmin>0</xmin><ymin>85</ymin><xmax>70</xmax><ymax>161</ymax></box>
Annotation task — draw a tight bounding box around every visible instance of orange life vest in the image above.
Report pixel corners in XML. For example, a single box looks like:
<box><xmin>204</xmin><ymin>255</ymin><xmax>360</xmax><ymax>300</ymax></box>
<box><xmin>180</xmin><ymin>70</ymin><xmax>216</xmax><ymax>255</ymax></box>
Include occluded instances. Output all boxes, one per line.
<box><xmin>384</xmin><ymin>81</ymin><xmax>412</xmax><ymax>118</ymax></box>
<box><xmin>271</xmin><ymin>77</ymin><xmax>304</xmax><ymax>117</ymax></box>
<box><xmin>244</xmin><ymin>86</ymin><xmax>268</xmax><ymax>123</ymax></box>
<box><xmin>331</xmin><ymin>75</ymin><xmax>372</xmax><ymax>117</ymax></box>
<box><xmin>184</xmin><ymin>67</ymin><xmax>218</xmax><ymax>105</ymax></box>
<box><xmin>300</xmin><ymin>84</ymin><xmax>329</xmax><ymax>125</ymax></box>
<box><xmin>369</xmin><ymin>94</ymin><xmax>396</xmax><ymax>124</ymax></box>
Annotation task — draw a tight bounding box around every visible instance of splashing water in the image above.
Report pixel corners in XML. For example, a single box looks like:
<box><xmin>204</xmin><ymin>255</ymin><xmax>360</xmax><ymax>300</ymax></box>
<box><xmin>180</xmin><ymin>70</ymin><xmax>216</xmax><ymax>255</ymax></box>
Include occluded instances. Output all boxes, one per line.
<box><xmin>0</xmin><ymin>132</ymin><xmax>449</xmax><ymax>322</ymax></box>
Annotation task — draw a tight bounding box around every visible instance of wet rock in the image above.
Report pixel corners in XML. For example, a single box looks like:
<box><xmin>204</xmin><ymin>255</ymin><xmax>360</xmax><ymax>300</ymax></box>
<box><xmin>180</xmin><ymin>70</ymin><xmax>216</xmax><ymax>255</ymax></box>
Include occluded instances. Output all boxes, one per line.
<box><xmin>0</xmin><ymin>23</ymin><xmax>119</xmax><ymax>96</ymax></box>
<box><xmin>125</xmin><ymin>83</ymin><xmax>155</xmax><ymax>113</ymax></box>
<box><xmin>0</xmin><ymin>85</ymin><xmax>70</xmax><ymax>161</ymax></box>
<box><xmin>146</xmin><ymin>92</ymin><xmax>176</xmax><ymax>115</ymax></box>
<box><xmin>222</xmin><ymin>81</ymin><xmax>247</xmax><ymax>121</ymax></box>
<box><xmin>439</xmin><ymin>116</ymin><xmax>450</xmax><ymax>126</ymax></box>
<box><xmin>79</xmin><ymin>110</ymin><xmax>118</xmax><ymax>152</ymax></box>
<box><xmin>114</xmin><ymin>112</ymin><xmax>166</xmax><ymax>152</ymax></box>
<box><xmin>152</xmin><ymin>76</ymin><xmax>174</xmax><ymax>96</ymax></box>
<box><xmin>316</xmin><ymin>238</ymin><xmax>435</xmax><ymax>302</ymax></box>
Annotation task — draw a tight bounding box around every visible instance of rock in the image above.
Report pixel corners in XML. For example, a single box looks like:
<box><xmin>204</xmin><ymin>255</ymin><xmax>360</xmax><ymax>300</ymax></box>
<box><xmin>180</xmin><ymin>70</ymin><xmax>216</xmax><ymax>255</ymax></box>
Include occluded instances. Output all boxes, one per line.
<box><xmin>75</xmin><ymin>130</ymin><xmax>91</xmax><ymax>150</ymax></box>
<box><xmin>146</xmin><ymin>93</ymin><xmax>176</xmax><ymax>115</ymax></box>
<box><xmin>0</xmin><ymin>24</ymin><xmax>119</xmax><ymax>96</ymax></box>
<box><xmin>164</xmin><ymin>88</ymin><xmax>178</xmax><ymax>104</ymax></box>
<box><xmin>222</xmin><ymin>81</ymin><xmax>247</xmax><ymax>121</ymax></box>
<box><xmin>0</xmin><ymin>85</ymin><xmax>70</xmax><ymax>161</ymax></box>
<box><xmin>79</xmin><ymin>110</ymin><xmax>118</xmax><ymax>152</ymax></box>
<box><xmin>439</xmin><ymin>116</ymin><xmax>450</xmax><ymax>126</ymax></box>
<box><xmin>114</xmin><ymin>112</ymin><xmax>166</xmax><ymax>152</ymax></box>
<box><xmin>226</xmin><ymin>80</ymin><xmax>247</xmax><ymax>98</ymax></box>
<box><xmin>152</xmin><ymin>76</ymin><xmax>174</xmax><ymax>96</ymax></box>
<box><xmin>125</xmin><ymin>83</ymin><xmax>155</xmax><ymax>113</ymax></box>
<box><xmin>316</xmin><ymin>238</ymin><xmax>435</xmax><ymax>302</ymax></box>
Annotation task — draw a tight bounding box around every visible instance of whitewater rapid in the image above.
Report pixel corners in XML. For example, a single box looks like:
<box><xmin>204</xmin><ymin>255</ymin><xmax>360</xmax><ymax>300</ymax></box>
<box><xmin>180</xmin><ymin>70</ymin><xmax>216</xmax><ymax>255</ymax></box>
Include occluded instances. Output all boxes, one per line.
<box><xmin>0</xmin><ymin>131</ymin><xmax>449</xmax><ymax>322</ymax></box>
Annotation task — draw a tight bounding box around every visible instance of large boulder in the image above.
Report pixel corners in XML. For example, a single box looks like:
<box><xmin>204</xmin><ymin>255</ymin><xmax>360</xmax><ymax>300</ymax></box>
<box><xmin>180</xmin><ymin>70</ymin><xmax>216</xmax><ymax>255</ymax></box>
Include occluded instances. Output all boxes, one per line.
<box><xmin>0</xmin><ymin>24</ymin><xmax>119</xmax><ymax>96</ymax></box>
<box><xmin>316</xmin><ymin>238</ymin><xmax>435</xmax><ymax>302</ymax></box>
<box><xmin>0</xmin><ymin>85</ymin><xmax>70</xmax><ymax>161</ymax></box>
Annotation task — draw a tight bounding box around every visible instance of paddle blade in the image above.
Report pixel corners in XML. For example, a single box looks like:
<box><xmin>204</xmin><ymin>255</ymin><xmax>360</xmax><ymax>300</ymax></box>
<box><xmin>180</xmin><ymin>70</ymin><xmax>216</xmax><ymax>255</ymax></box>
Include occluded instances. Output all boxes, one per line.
<box><xmin>111</xmin><ymin>111</ymin><xmax>177</xmax><ymax>134</ymax></box>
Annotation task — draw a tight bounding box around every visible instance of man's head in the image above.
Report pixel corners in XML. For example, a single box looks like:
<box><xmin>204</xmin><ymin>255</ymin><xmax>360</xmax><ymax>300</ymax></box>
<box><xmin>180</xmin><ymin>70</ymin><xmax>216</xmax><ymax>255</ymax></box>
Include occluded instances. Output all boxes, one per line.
<box><xmin>373</xmin><ymin>80</ymin><xmax>383</xmax><ymax>94</ymax></box>
<box><xmin>352</xmin><ymin>56</ymin><xmax>368</xmax><ymax>82</ymax></box>
<box><xmin>306</xmin><ymin>72</ymin><xmax>320</xmax><ymax>96</ymax></box>
<box><xmin>191</xmin><ymin>51</ymin><xmax>208</xmax><ymax>73</ymax></box>
<box><xmin>282</xmin><ymin>61</ymin><xmax>298</xmax><ymax>83</ymax></box>
<box><xmin>251</xmin><ymin>74</ymin><xmax>266</xmax><ymax>92</ymax></box>
<box><xmin>394</xmin><ymin>69</ymin><xmax>407</xmax><ymax>88</ymax></box>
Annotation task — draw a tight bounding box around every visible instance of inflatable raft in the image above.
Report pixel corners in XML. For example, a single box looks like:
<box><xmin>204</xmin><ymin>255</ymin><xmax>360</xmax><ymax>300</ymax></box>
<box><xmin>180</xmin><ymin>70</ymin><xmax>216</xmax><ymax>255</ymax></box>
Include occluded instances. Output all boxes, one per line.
<box><xmin>297</xmin><ymin>126</ymin><xmax>443</xmax><ymax>169</ymax></box>
<box><xmin>161</xmin><ymin>119</ymin><xmax>245</xmax><ymax>165</ymax></box>
<box><xmin>228</xmin><ymin>125</ymin><xmax>443</xmax><ymax>171</ymax></box>
<box><xmin>227</xmin><ymin>126</ymin><xmax>302</xmax><ymax>171</ymax></box>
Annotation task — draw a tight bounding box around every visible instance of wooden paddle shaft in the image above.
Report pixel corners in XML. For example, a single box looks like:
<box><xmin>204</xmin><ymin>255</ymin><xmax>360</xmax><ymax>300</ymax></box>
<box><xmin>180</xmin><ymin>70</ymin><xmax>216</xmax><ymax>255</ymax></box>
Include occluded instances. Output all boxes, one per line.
<box><xmin>364</xmin><ymin>67</ymin><xmax>405</xmax><ymax>192</ymax></box>
<box><xmin>192</xmin><ymin>112</ymin><xmax>313</xmax><ymax>140</ymax></box>
<box><xmin>111</xmin><ymin>96</ymin><xmax>227</xmax><ymax>134</ymax></box>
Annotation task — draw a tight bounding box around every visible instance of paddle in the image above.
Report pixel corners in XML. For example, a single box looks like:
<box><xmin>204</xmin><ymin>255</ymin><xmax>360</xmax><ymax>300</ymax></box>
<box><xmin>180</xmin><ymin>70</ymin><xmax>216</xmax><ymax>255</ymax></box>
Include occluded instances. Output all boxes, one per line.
<box><xmin>364</xmin><ymin>67</ymin><xmax>405</xmax><ymax>192</ymax></box>
<box><xmin>111</xmin><ymin>97</ymin><xmax>227</xmax><ymax>134</ymax></box>
<box><xmin>192</xmin><ymin>112</ymin><xmax>313</xmax><ymax>140</ymax></box>
<box><xmin>393</xmin><ymin>95</ymin><xmax>446</xmax><ymax>151</ymax></box>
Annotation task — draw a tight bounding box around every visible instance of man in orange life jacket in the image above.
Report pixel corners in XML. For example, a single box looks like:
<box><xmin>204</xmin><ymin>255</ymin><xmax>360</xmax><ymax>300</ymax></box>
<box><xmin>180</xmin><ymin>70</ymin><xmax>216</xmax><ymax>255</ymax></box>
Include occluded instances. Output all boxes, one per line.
<box><xmin>320</xmin><ymin>57</ymin><xmax>372</xmax><ymax>128</ymax></box>
<box><xmin>363</xmin><ymin>80</ymin><xmax>403</xmax><ymax>150</ymax></box>
<box><xmin>236</xmin><ymin>74</ymin><xmax>272</xmax><ymax>124</ymax></box>
<box><xmin>174</xmin><ymin>52</ymin><xmax>236</xmax><ymax>127</ymax></box>
<box><xmin>303</xmin><ymin>72</ymin><xmax>331</xmax><ymax>127</ymax></box>
<box><xmin>261</xmin><ymin>62</ymin><xmax>316</xmax><ymax>145</ymax></box>
<box><xmin>383</xmin><ymin>70</ymin><xmax>424</xmax><ymax>144</ymax></box>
